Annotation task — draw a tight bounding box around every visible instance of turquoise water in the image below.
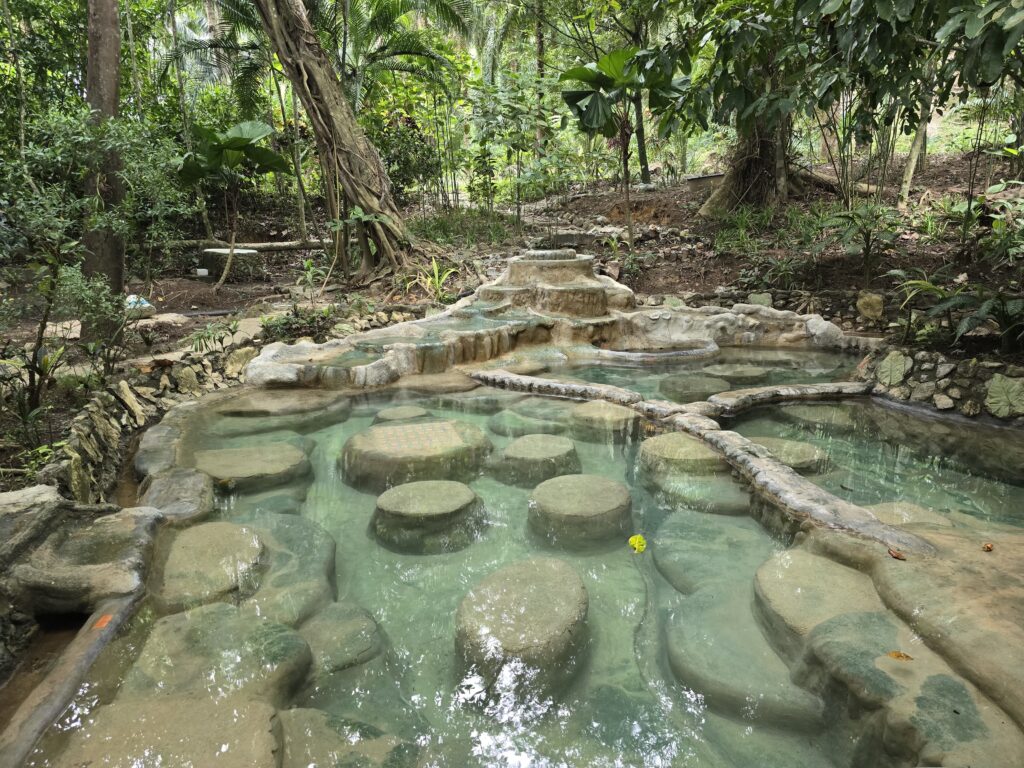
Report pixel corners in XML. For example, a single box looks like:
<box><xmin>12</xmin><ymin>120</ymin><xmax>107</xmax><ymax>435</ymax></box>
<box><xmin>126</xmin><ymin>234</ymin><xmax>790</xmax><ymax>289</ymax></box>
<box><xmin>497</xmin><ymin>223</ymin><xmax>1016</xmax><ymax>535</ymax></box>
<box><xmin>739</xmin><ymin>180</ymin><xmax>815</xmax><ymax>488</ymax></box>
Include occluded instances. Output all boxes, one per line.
<box><xmin>730</xmin><ymin>399</ymin><xmax>1024</xmax><ymax>527</ymax></box>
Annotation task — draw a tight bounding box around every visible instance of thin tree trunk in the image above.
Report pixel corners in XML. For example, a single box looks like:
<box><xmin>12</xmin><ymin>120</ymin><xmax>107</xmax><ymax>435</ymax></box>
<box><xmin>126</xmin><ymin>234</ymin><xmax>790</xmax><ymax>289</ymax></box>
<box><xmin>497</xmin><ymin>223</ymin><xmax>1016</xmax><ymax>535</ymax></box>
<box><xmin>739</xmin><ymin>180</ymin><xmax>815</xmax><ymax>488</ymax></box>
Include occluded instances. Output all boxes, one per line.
<box><xmin>633</xmin><ymin>93</ymin><xmax>651</xmax><ymax>184</ymax></box>
<box><xmin>123</xmin><ymin>3</ymin><xmax>142</xmax><ymax>106</ymax></box>
<box><xmin>621</xmin><ymin>116</ymin><xmax>634</xmax><ymax>249</ymax></box>
<box><xmin>1</xmin><ymin>0</ymin><xmax>26</xmax><ymax>158</ymax></box>
<box><xmin>898</xmin><ymin>116</ymin><xmax>930</xmax><ymax>210</ymax></box>
<box><xmin>83</xmin><ymin>0</ymin><xmax>125</xmax><ymax>297</ymax></box>
<box><xmin>290</xmin><ymin>87</ymin><xmax>309</xmax><ymax>241</ymax></box>
<box><xmin>252</xmin><ymin>0</ymin><xmax>408</xmax><ymax>268</ymax></box>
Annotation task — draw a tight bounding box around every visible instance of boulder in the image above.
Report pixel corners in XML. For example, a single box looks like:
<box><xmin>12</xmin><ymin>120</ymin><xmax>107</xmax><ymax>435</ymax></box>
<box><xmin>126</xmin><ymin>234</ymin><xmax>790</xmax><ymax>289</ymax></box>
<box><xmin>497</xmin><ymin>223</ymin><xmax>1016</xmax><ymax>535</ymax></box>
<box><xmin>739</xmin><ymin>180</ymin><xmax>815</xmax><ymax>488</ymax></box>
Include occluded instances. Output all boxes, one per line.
<box><xmin>658</xmin><ymin>373</ymin><xmax>730</xmax><ymax>403</ymax></box>
<box><xmin>529</xmin><ymin>474</ymin><xmax>632</xmax><ymax>546</ymax></box>
<box><xmin>638</xmin><ymin>432</ymin><xmax>728</xmax><ymax>476</ymax></box>
<box><xmin>492</xmin><ymin>434</ymin><xmax>581</xmax><ymax>487</ymax></box>
<box><xmin>455</xmin><ymin>558</ymin><xmax>588</xmax><ymax>693</ymax></box>
<box><xmin>341</xmin><ymin>419</ymin><xmax>491</xmax><ymax>492</ymax></box>
<box><xmin>121</xmin><ymin>602</ymin><xmax>311</xmax><ymax>707</ymax></box>
<box><xmin>193</xmin><ymin>444</ymin><xmax>311</xmax><ymax>492</ymax></box>
<box><xmin>156</xmin><ymin>521</ymin><xmax>263</xmax><ymax>613</ymax></box>
<box><xmin>299</xmin><ymin>602</ymin><xmax>385</xmax><ymax>675</ymax></box>
<box><xmin>856</xmin><ymin>291</ymin><xmax>886</xmax><ymax>321</ymax></box>
<box><xmin>139</xmin><ymin>468</ymin><xmax>214</xmax><ymax>522</ymax></box>
<box><xmin>570</xmin><ymin>400</ymin><xmax>639</xmax><ymax>442</ymax></box>
<box><xmin>701</xmin><ymin>363</ymin><xmax>770</xmax><ymax>385</ymax></box>
<box><xmin>373</xmin><ymin>405</ymin><xmax>430</xmax><ymax>423</ymax></box>
<box><xmin>371</xmin><ymin>480</ymin><xmax>484</xmax><ymax>554</ymax></box>
<box><xmin>749</xmin><ymin>437</ymin><xmax>830</xmax><ymax>473</ymax></box>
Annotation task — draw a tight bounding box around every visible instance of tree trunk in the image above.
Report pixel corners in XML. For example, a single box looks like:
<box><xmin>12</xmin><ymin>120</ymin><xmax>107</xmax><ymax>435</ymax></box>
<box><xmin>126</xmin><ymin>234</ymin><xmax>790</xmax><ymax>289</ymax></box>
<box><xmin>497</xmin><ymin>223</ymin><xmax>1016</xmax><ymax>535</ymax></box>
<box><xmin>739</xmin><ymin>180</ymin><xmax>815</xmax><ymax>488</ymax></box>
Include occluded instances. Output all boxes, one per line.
<box><xmin>251</xmin><ymin>0</ymin><xmax>409</xmax><ymax>268</ymax></box>
<box><xmin>898</xmin><ymin>115</ymin><xmax>930</xmax><ymax>210</ymax></box>
<box><xmin>698</xmin><ymin>122</ymin><xmax>786</xmax><ymax>218</ymax></box>
<box><xmin>620</xmin><ymin>117</ymin><xmax>634</xmax><ymax>249</ymax></box>
<box><xmin>633</xmin><ymin>93</ymin><xmax>651</xmax><ymax>184</ymax></box>
<box><xmin>535</xmin><ymin>1</ymin><xmax>545</xmax><ymax>147</ymax></box>
<box><xmin>83</xmin><ymin>0</ymin><xmax>124</xmax><ymax>296</ymax></box>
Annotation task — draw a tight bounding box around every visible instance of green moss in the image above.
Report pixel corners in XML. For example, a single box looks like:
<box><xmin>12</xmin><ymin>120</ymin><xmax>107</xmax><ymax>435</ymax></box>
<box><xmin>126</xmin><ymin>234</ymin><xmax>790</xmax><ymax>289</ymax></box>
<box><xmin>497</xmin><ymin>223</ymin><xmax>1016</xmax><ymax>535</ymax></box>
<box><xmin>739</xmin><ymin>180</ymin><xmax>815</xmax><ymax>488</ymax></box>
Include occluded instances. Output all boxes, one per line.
<box><xmin>911</xmin><ymin>674</ymin><xmax>987</xmax><ymax>750</ymax></box>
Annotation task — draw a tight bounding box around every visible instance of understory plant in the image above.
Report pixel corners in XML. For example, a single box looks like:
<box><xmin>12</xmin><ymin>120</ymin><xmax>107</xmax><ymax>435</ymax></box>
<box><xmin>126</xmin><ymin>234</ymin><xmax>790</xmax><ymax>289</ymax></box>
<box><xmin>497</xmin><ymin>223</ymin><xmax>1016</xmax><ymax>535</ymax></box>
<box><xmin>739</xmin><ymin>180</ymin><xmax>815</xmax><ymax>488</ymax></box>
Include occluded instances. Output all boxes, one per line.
<box><xmin>823</xmin><ymin>203</ymin><xmax>901</xmax><ymax>282</ymax></box>
<box><xmin>412</xmin><ymin>257</ymin><xmax>459</xmax><ymax>303</ymax></box>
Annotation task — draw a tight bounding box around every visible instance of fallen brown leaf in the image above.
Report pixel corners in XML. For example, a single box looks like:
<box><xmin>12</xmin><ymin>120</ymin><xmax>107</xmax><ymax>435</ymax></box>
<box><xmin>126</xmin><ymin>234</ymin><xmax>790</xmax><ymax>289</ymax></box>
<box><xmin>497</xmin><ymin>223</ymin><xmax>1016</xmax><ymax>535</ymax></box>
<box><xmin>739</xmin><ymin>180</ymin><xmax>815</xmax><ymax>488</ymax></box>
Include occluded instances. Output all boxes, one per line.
<box><xmin>982</xmin><ymin>542</ymin><xmax>994</xmax><ymax>552</ymax></box>
<box><xmin>888</xmin><ymin>548</ymin><xmax>907</xmax><ymax>561</ymax></box>
<box><xmin>887</xmin><ymin>650</ymin><xmax>914</xmax><ymax>661</ymax></box>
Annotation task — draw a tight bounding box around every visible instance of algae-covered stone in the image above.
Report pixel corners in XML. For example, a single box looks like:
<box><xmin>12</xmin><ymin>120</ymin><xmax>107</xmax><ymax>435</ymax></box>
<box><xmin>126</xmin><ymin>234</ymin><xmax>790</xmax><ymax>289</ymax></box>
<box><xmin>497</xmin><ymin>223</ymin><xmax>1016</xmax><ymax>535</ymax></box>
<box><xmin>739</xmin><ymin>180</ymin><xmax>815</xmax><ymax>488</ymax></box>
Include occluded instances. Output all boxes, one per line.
<box><xmin>492</xmin><ymin>434</ymin><xmax>581</xmax><ymax>487</ymax></box>
<box><xmin>340</xmin><ymin>419</ymin><xmax>492</xmax><ymax>492</ymax></box>
<box><xmin>570</xmin><ymin>400</ymin><xmax>639</xmax><ymax>442</ymax></box>
<box><xmin>528</xmin><ymin>474</ymin><xmax>632</xmax><ymax>546</ymax></box>
<box><xmin>373</xmin><ymin>405</ymin><xmax>430</xmax><ymax>423</ymax></box>
<box><xmin>54</xmin><ymin>695</ymin><xmax>280</xmax><ymax>768</ymax></box>
<box><xmin>280</xmin><ymin>708</ymin><xmax>413</xmax><ymax>768</ymax></box>
<box><xmin>455</xmin><ymin>557</ymin><xmax>588</xmax><ymax>691</ymax></box>
<box><xmin>371</xmin><ymin>480</ymin><xmax>484</xmax><ymax>554</ymax></box>
<box><xmin>638</xmin><ymin>432</ymin><xmax>727</xmax><ymax>476</ymax></box>
<box><xmin>701</xmin><ymin>363</ymin><xmax>770</xmax><ymax>385</ymax></box>
<box><xmin>156</xmin><ymin>521</ymin><xmax>263</xmax><ymax>613</ymax></box>
<box><xmin>194</xmin><ymin>443</ymin><xmax>311</xmax><ymax>492</ymax></box>
<box><xmin>749</xmin><ymin>437</ymin><xmax>830</xmax><ymax>473</ymax></box>
<box><xmin>658</xmin><ymin>373</ymin><xmax>730</xmax><ymax>403</ymax></box>
<box><xmin>806</xmin><ymin>611</ymin><xmax>905</xmax><ymax>706</ymax></box>
<box><xmin>122</xmin><ymin>602</ymin><xmax>311</xmax><ymax>706</ymax></box>
<box><xmin>299</xmin><ymin>602</ymin><xmax>385</xmax><ymax>675</ymax></box>
<box><xmin>488</xmin><ymin>409</ymin><xmax>566</xmax><ymax>437</ymax></box>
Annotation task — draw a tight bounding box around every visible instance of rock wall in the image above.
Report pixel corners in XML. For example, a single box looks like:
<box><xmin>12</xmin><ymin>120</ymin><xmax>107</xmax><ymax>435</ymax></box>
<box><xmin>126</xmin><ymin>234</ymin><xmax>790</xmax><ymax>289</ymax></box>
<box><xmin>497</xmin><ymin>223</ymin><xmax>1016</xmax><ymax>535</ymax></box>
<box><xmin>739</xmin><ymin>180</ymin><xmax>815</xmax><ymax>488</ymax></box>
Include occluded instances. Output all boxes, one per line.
<box><xmin>859</xmin><ymin>346</ymin><xmax>1024</xmax><ymax>423</ymax></box>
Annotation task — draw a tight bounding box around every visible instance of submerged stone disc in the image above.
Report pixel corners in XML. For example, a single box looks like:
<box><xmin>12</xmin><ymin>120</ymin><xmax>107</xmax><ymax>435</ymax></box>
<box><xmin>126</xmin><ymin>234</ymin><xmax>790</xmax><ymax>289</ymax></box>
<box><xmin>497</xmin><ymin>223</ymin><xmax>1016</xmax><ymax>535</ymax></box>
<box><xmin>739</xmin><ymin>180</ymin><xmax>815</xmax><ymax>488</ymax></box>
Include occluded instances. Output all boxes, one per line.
<box><xmin>570</xmin><ymin>400</ymin><xmax>639</xmax><ymax>442</ymax></box>
<box><xmin>701</xmin><ymin>363</ymin><xmax>770</xmax><ymax>385</ymax></box>
<box><xmin>193</xmin><ymin>443</ymin><xmax>311</xmax><ymax>492</ymax></box>
<box><xmin>750</xmin><ymin>437</ymin><xmax>830</xmax><ymax>473</ymax></box>
<box><xmin>529</xmin><ymin>474</ymin><xmax>632</xmax><ymax>545</ymax></box>
<box><xmin>211</xmin><ymin>389</ymin><xmax>352</xmax><ymax>435</ymax></box>
<box><xmin>373</xmin><ymin>405</ymin><xmax>430</xmax><ymax>423</ymax></box>
<box><xmin>638</xmin><ymin>432</ymin><xmax>728</xmax><ymax>476</ymax></box>
<box><xmin>455</xmin><ymin>557</ymin><xmax>588</xmax><ymax>690</ymax></box>
<box><xmin>372</xmin><ymin>480</ymin><xmax>484</xmax><ymax>554</ymax></box>
<box><xmin>340</xmin><ymin>419</ymin><xmax>492</xmax><ymax>492</ymax></box>
<box><xmin>658</xmin><ymin>374</ymin><xmax>731</xmax><ymax>403</ymax></box>
<box><xmin>493</xmin><ymin>434</ymin><xmax>581</xmax><ymax>487</ymax></box>
<box><xmin>779</xmin><ymin>403</ymin><xmax>857</xmax><ymax>430</ymax></box>
<box><xmin>488</xmin><ymin>409</ymin><xmax>565</xmax><ymax>437</ymax></box>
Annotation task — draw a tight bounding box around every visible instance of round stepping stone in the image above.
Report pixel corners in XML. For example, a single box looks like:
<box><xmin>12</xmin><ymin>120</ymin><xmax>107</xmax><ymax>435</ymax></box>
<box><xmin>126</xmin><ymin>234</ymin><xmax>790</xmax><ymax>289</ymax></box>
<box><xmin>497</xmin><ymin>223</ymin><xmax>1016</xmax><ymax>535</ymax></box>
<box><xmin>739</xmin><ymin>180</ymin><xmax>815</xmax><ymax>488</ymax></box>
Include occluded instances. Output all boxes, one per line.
<box><xmin>455</xmin><ymin>557</ymin><xmax>588</xmax><ymax>691</ymax></box>
<box><xmin>298</xmin><ymin>602</ymin><xmax>385</xmax><ymax>675</ymax></box>
<box><xmin>493</xmin><ymin>435</ymin><xmax>581</xmax><ymax>487</ymax></box>
<box><xmin>511</xmin><ymin>396</ymin><xmax>572</xmax><ymax>422</ymax></box>
<box><xmin>750</xmin><ymin>437</ymin><xmax>830</xmax><ymax>473</ymax></box>
<box><xmin>570</xmin><ymin>400</ymin><xmax>639</xmax><ymax>442</ymax></box>
<box><xmin>647</xmin><ymin>472</ymin><xmax>750</xmax><ymax>516</ymax></box>
<box><xmin>193</xmin><ymin>444</ymin><xmax>311</xmax><ymax>492</ymax></box>
<box><xmin>488</xmin><ymin>409</ymin><xmax>565</xmax><ymax>437</ymax></box>
<box><xmin>340</xmin><ymin>419</ymin><xmax>491</xmax><ymax>492</ymax></box>
<box><xmin>157</xmin><ymin>522</ymin><xmax>263</xmax><ymax>613</ymax></box>
<box><xmin>529</xmin><ymin>474</ymin><xmax>632</xmax><ymax>545</ymax></box>
<box><xmin>371</xmin><ymin>480</ymin><xmax>484</xmax><ymax>554</ymax></box>
<box><xmin>780</xmin><ymin>403</ymin><xmax>857</xmax><ymax>430</ymax></box>
<box><xmin>867</xmin><ymin>501</ymin><xmax>952</xmax><ymax>528</ymax></box>
<box><xmin>658</xmin><ymin>374</ymin><xmax>730</xmax><ymax>403</ymax></box>
<box><xmin>211</xmin><ymin>389</ymin><xmax>352</xmax><ymax>435</ymax></box>
<box><xmin>638</xmin><ymin>432</ymin><xmax>728</xmax><ymax>476</ymax></box>
<box><xmin>701</xmin><ymin>363</ymin><xmax>770</xmax><ymax>385</ymax></box>
<box><xmin>373</xmin><ymin>405</ymin><xmax>429</xmax><ymax>423</ymax></box>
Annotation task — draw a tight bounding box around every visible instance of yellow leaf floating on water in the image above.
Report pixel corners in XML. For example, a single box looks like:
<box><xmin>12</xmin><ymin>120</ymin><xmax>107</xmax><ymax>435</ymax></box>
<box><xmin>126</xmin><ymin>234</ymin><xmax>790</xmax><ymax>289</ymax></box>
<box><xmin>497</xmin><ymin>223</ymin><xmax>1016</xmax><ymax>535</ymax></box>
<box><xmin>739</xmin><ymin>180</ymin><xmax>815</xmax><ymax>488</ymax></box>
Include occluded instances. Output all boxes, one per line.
<box><xmin>628</xmin><ymin>534</ymin><xmax>647</xmax><ymax>554</ymax></box>
<box><xmin>887</xmin><ymin>650</ymin><xmax>914</xmax><ymax>661</ymax></box>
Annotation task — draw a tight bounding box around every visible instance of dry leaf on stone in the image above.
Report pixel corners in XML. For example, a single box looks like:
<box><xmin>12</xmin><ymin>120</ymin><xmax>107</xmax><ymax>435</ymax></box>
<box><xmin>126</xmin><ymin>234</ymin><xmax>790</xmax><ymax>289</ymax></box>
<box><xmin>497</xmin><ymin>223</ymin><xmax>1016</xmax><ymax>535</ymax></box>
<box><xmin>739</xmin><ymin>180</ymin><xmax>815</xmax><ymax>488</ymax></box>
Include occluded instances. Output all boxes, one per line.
<box><xmin>887</xmin><ymin>650</ymin><xmax>913</xmax><ymax>661</ymax></box>
<box><xmin>982</xmin><ymin>542</ymin><xmax>994</xmax><ymax>552</ymax></box>
<box><xmin>887</xmin><ymin>548</ymin><xmax>907</xmax><ymax>561</ymax></box>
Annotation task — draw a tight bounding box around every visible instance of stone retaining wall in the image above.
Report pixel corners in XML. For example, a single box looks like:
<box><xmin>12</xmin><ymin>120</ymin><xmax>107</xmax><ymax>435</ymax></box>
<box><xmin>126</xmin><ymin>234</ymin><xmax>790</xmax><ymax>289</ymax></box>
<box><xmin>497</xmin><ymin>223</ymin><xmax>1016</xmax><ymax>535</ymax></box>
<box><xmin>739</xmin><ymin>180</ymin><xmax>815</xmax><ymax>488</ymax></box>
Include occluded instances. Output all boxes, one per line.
<box><xmin>858</xmin><ymin>345</ymin><xmax>1024</xmax><ymax>423</ymax></box>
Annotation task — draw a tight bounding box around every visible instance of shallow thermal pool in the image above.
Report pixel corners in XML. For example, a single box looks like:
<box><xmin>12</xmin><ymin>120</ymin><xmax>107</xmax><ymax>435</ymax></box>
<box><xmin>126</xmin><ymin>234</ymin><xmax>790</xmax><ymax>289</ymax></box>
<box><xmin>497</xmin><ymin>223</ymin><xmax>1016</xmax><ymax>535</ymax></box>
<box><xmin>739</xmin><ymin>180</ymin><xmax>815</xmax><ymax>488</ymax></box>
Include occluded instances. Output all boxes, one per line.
<box><xmin>26</xmin><ymin>363</ymin><xmax>1021</xmax><ymax>767</ymax></box>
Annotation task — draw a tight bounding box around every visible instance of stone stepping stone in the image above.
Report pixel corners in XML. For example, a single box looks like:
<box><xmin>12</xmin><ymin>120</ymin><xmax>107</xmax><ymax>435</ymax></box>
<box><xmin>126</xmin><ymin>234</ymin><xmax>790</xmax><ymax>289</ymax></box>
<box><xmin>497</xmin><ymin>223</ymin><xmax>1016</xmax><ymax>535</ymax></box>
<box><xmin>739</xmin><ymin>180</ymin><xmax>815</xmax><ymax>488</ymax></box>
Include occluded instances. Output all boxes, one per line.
<box><xmin>239</xmin><ymin>511</ymin><xmax>337</xmax><ymax>627</ymax></box>
<box><xmin>121</xmin><ymin>602</ymin><xmax>311</xmax><ymax>707</ymax></box>
<box><xmin>652</xmin><ymin>511</ymin><xmax>775</xmax><ymax>595</ymax></box>
<box><xmin>156</xmin><ymin>522</ymin><xmax>263</xmax><ymax>613</ymax></box>
<box><xmin>749</xmin><ymin>436</ymin><xmax>830</xmax><ymax>473</ymax></box>
<box><xmin>431</xmin><ymin>389</ymin><xmax>526</xmax><ymax>415</ymax></box>
<box><xmin>54</xmin><ymin>694</ymin><xmax>280</xmax><ymax>768</ymax></box>
<box><xmin>395</xmin><ymin>371</ymin><xmax>479</xmax><ymax>394</ymax></box>
<box><xmin>232</xmin><ymin>485</ymin><xmax>307</xmax><ymax>516</ymax></box>
<box><xmin>658</xmin><ymin>373</ymin><xmax>730</xmax><ymax>403</ymax></box>
<box><xmin>193</xmin><ymin>444</ymin><xmax>311</xmax><ymax>492</ymax></box>
<box><xmin>665</xmin><ymin>590</ymin><xmax>824</xmax><ymax>730</ymax></box>
<box><xmin>754</xmin><ymin>549</ymin><xmax>886</xmax><ymax>661</ymax></box>
<box><xmin>511</xmin><ymin>396</ymin><xmax>573</xmax><ymax>423</ymax></box>
<box><xmin>701</xmin><ymin>363</ymin><xmax>771</xmax><ymax>385</ymax></box>
<box><xmin>647</xmin><ymin>472</ymin><xmax>750</xmax><ymax>516</ymax></box>
<box><xmin>492</xmin><ymin>434</ymin><xmax>581</xmax><ymax>487</ymax></box>
<box><xmin>529</xmin><ymin>474</ymin><xmax>632</xmax><ymax>546</ymax></box>
<box><xmin>779</xmin><ymin>403</ymin><xmax>857</xmax><ymax>431</ymax></box>
<box><xmin>371</xmin><ymin>480</ymin><xmax>484</xmax><ymax>554</ymax></box>
<box><xmin>299</xmin><ymin>602</ymin><xmax>385</xmax><ymax>675</ymax></box>
<box><xmin>340</xmin><ymin>419</ymin><xmax>492</xmax><ymax>492</ymax></box>
<box><xmin>139</xmin><ymin>467</ymin><xmax>214</xmax><ymax>523</ymax></box>
<box><xmin>638</xmin><ymin>432</ymin><xmax>728</xmax><ymax>476</ymax></box>
<box><xmin>867</xmin><ymin>501</ymin><xmax>953</xmax><ymax>528</ymax></box>
<box><xmin>373</xmin><ymin>405</ymin><xmax>430</xmax><ymax>423</ymax></box>
<box><xmin>456</xmin><ymin>557</ymin><xmax>588</xmax><ymax>692</ymax></box>
<box><xmin>487</xmin><ymin>409</ymin><xmax>565</xmax><ymax>437</ymax></box>
<box><xmin>279</xmin><ymin>709</ymin><xmax>411</xmax><ymax>768</ymax></box>
<box><xmin>212</xmin><ymin>389</ymin><xmax>352</xmax><ymax>435</ymax></box>
<box><xmin>570</xmin><ymin>400</ymin><xmax>639</xmax><ymax>442</ymax></box>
